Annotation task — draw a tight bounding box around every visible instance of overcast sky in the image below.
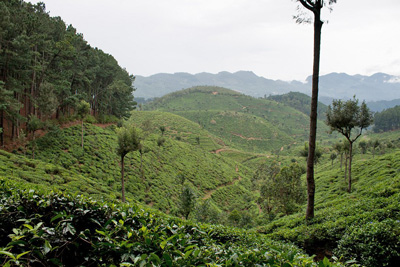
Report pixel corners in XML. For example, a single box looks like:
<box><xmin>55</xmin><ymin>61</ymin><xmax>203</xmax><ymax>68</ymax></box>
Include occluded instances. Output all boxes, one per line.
<box><xmin>29</xmin><ymin>0</ymin><xmax>400</xmax><ymax>81</ymax></box>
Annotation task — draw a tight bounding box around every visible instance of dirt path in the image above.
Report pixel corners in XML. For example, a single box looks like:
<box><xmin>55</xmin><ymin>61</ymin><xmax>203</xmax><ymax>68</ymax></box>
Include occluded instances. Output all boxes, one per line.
<box><xmin>202</xmin><ymin>165</ymin><xmax>242</xmax><ymax>200</ymax></box>
<box><xmin>2</xmin><ymin>121</ymin><xmax>116</xmax><ymax>152</ymax></box>
<box><xmin>211</xmin><ymin>147</ymin><xmax>229</xmax><ymax>154</ymax></box>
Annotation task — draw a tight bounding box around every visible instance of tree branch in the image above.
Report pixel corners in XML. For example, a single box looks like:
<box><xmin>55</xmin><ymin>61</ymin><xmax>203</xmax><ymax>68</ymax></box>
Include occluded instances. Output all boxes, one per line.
<box><xmin>298</xmin><ymin>0</ymin><xmax>314</xmax><ymax>11</ymax></box>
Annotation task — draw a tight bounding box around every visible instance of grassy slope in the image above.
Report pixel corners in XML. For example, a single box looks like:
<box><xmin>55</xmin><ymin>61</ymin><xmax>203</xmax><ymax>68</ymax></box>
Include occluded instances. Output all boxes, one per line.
<box><xmin>144</xmin><ymin>86</ymin><xmax>332</xmax><ymax>154</ymax></box>
<box><xmin>0</xmin><ymin>122</ymin><xmax>259</xmax><ymax>217</ymax></box>
<box><xmin>259</xmin><ymin>148</ymin><xmax>400</xmax><ymax>266</ymax></box>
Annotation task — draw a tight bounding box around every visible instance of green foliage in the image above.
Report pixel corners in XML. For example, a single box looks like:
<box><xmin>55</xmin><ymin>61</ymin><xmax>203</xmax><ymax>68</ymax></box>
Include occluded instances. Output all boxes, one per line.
<box><xmin>257</xmin><ymin>163</ymin><xmax>306</xmax><ymax>215</ymax></box>
<box><xmin>0</xmin><ymin>0</ymin><xmax>135</xmax><ymax>146</ymax></box>
<box><xmin>267</xmin><ymin>91</ymin><xmax>328</xmax><ymax>120</ymax></box>
<box><xmin>144</xmin><ymin>86</ymin><xmax>332</xmax><ymax>153</ymax></box>
<box><xmin>326</xmin><ymin>97</ymin><xmax>373</xmax><ymax>141</ymax></box>
<box><xmin>260</xmin><ymin>150</ymin><xmax>400</xmax><ymax>266</ymax></box>
<box><xmin>0</xmin><ymin>180</ymin><xmax>344</xmax><ymax>266</ymax></box>
<box><xmin>374</xmin><ymin>105</ymin><xmax>400</xmax><ymax>132</ymax></box>
<box><xmin>116</xmin><ymin>125</ymin><xmax>140</xmax><ymax>158</ymax></box>
<box><xmin>335</xmin><ymin>219</ymin><xmax>400</xmax><ymax>267</ymax></box>
<box><xmin>179</xmin><ymin>185</ymin><xmax>196</xmax><ymax>219</ymax></box>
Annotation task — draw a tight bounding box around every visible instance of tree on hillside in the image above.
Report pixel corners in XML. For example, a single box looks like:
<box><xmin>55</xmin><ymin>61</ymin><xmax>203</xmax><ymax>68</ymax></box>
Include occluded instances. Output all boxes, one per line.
<box><xmin>299</xmin><ymin>142</ymin><xmax>322</xmax><ymax>164</ymax></box>
<box><xmin>159</xmin><ymin>126</ymin><xmax>166</xmax><ymax>136</ymax></box>
<box><xmin>326</xmin><ymin>97</ymin><xmax>373</xmax><ymax>192</ymax></box>
<box><xmin>257</xmin><ymin>163</ymin><xmax>305</xmax><ymax>215</ymax></box>
<box><xmin>358</xmin><ymin>140</ymin><xmax>368</xmax><ymax>154</ymax></box>
<box><xmin>77</xmin><ymin>100</ymin><xmax>90</xmax><ymax>149</ymax></box>
<box><xmin>179</xmin><ymin>185</ymin><xmax>196</xmax><ymax>220</ymax></box>
<box><xmin>333</xmin><ymin>141</ymin><xmax>344</xmax><ymax>170</ymax></box>
<box><xmin>116</xmin><ymin>125</ymin><xmax>140</xmax><ymax>202</ymax></box>
<box><xmin>294</xmin><ymin>0</ymin><xmax>337</xmax><ymax>220</ymax></box>
<box><xmin>369</xmin><ymin>139</ymin><xmax>380</xmax><ymax>158</ymax></box>
<box><xmin>329</xmin><ymin>152</ymin><xmax>337</xmax><ymax>166</ymax></box>
<box><xmin>254</xmin><ymin>162</ymin><xmax>281</xmax><ymax>214</ymax></box>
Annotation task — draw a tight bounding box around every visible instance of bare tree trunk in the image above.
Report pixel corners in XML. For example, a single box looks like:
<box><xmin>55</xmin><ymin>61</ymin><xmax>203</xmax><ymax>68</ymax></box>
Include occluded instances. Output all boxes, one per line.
<box><xmin>348</xmin><ymin>142</ymin><xmax>353</xmax><ymax>193</ymax></box>
<box><xmin>121</xmin><ymin>155</ymin><xmax>126</xmax><ymax>202</ymax></box>
<box><xmin>306</xmin><ymin>8</ymin><xmax>323</xmax><ymax>221</ymax></box>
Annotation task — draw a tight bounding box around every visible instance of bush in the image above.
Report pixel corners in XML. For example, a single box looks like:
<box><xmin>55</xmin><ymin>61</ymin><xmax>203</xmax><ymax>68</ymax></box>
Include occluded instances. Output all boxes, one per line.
<box><xmin>335</xmin><ymin>219</ymin><xmax>400</xmax><ymax>267</ymax></box>
<box><xmin>84</xmin><ymin>115</ymin><xmax>97</xmax><ymax>124</ymax></box>
<box><xmin>157</xmin><ymin>137</ymin><xmax>166</xmax><ymax>147</ymax></box>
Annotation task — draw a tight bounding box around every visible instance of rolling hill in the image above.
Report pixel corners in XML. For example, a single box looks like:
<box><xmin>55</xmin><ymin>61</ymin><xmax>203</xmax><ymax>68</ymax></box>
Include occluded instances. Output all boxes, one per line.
<box><xmin>134</xmin><ymin>71</ymin><xmax>400</xmax><ymax>105</ymax></box>
<box><xmin>144</xmin><ymin>86</ymin><xmax>333</xmax><ymax>153</ymax></box>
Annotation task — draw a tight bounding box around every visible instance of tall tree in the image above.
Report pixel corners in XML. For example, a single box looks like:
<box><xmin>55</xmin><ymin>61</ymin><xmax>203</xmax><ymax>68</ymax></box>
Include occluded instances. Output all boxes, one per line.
<box><xmin>116</xmin><ymin>125</ymin><xmax>140</xmax><ymax>202</ymax></box>
<box><xmin>295</xmin><ymin>0</ymin><xmax>337</xmax><ymax>220</ymax></box>
<box><xmin>326</xmin><ymin>97</ymin><xmax>373</xmax><ymax>192</ymax></box>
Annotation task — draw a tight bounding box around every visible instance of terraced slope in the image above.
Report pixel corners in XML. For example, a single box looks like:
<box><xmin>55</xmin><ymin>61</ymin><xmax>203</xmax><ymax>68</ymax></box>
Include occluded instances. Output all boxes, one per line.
<box><xmin>0</xmin><ymin>123</ymin><xmax>258</xmax><ymax>218</ymax></box>
<box><xmin>144</xmin><ymin>86</ymin><xmax>331</xmax><ymax>153</ymax></box>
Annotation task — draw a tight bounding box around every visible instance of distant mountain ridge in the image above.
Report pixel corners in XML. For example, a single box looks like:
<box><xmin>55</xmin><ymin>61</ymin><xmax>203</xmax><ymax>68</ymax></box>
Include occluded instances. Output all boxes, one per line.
<box><xmin>134</xmin><ymin>71</ymin><xmax>400</xmax><ymax>109</ymax></box>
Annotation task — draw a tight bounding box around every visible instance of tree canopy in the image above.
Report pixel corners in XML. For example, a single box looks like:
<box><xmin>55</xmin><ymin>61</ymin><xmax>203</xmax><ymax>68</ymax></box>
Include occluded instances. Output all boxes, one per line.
<box><xmin>0</xmin><ymin>0</ymin><xmax>136</xmax><ymax>144</ymax></box>
<box><xmin>326</xmin><ymin>97</ymin><xmax>373</xmax><ymax>192</ymax></box>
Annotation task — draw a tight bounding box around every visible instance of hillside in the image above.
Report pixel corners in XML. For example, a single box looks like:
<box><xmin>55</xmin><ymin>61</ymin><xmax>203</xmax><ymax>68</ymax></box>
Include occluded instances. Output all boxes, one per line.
<box><xmin>144</xmin><ymin>86</ymin><xmax>333</xmax><ymax>153</ymax></box>
<box><xmin>2</xmin><ymin>102</ymin><xmax>400</xmax><ymax>265</ymax></box>
<box><xmin>134</xmin><ymin>71</ymin><xmax>400</xmax><ymax>104</ymax></box>
<box><xmin>260</xmin><ymin>146</ymin><xmax>400</xmax><ymax>266</ymax></box>
<box><xmin>267</xmin><ymin>91</ymin><xmax>328</xmax><ymax>120</ymax></box>
<box><xmin>0</xmin><ymin>122</ymin><xmax>261</xmax><ymax>221</ymax></box>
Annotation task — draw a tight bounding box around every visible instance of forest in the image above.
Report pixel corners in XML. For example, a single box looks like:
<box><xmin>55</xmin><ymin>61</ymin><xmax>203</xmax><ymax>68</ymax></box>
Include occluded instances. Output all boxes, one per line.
<box><xmin>0</xmin><ymin>0</ymin><xmax>135</xmax><ymax>146</ymax></box>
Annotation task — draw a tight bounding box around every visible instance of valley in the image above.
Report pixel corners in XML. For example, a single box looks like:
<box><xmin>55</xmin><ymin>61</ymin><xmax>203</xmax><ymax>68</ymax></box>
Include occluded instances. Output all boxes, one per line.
<box><xmin>1</xmin><ymin>1</ymin><xmax>400</xmax><ymax>266</ymax></box>
<box><xmin>2</xmin><ymin>85</ymin><xmax>400</xmax><ymax>266</ymax></box>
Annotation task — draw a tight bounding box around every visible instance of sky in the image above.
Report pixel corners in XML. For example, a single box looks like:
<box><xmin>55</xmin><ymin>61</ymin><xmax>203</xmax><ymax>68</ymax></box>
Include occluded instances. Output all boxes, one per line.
<box><xmin>29</xmin><ymin>0</ymin><xmax>400</xmax><ymax>81</ymax></box>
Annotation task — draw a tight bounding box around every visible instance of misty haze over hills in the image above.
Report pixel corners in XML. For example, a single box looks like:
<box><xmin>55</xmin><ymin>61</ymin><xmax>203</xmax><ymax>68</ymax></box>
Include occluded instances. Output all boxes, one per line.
<box><xmin>134</xmin><ymin>71</ymin><xmax>400</xmax><ymax>111</ymax></box>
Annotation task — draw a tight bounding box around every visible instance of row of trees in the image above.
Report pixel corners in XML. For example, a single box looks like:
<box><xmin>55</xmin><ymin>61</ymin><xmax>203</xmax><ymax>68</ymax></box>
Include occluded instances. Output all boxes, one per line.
<box><xmin>0</xmin><ymin>0</ymin><xmax>136</xmax><ymax>146</ymax></box>
<box><xmin>374</xmin><ymin>105</ymin><xmax>400</xmax><ymax>132</ymax></box>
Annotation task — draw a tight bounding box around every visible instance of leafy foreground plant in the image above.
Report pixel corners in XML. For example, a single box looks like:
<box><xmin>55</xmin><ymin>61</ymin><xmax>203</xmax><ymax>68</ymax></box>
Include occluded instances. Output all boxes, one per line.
<box><xmin>0</xmin><ymin>179</ymin><xmax>348</xmax><ymax>266</ymax></box>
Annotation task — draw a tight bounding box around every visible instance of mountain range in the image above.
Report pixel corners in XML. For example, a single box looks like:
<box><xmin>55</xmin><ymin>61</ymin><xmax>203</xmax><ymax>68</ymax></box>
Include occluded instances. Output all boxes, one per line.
<box><xmin>134</xmin><ymin>71</ymin><xmax>400</xmax><ymax>111</ymax></box>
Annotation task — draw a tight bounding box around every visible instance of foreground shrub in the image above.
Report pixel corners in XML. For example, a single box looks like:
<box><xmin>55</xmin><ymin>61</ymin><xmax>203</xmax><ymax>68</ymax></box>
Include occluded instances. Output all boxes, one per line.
<box><xmin>335</xmin><ymin>219</ymin><xmax>400</xmax><ymax>267</ymax></box>
<box><xmin>0</xmin><ymin>179</ymin><xmax>346</xmax><ymax>266</ymax></box>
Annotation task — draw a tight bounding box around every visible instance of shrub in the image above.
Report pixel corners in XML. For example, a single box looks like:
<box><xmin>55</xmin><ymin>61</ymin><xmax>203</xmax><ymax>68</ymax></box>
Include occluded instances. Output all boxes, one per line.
<box><xmin>335</xmin><ymin>219</ymin><xmax>400</xmax><ymax>267</ymax></box>
<box><xmin>157</xmin><ymin>137</ymin><xmax>166</xmax><ymax>147</ymax></box>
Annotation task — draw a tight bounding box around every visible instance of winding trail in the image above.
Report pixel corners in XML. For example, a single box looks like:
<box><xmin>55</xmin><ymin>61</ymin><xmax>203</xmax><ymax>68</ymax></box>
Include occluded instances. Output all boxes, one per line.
<box><xmin>202</xmin><ymin>165</ymin><xmax>242</xmax><ymax>200</ymax></box>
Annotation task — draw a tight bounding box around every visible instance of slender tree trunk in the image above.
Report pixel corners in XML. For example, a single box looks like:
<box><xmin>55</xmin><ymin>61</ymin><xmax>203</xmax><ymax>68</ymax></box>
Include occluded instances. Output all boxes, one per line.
<box><xmin>121</xmin><ymin>155</ymin><xmax>126</xmax><ymax>202</ymax></box>
<box><xmin>306</xmin><ymin>9</ymin><xmax>323</xmax><ymax>221</ymax></box>
<box><xmin>348</xmin><ymin>142</ymin><xmax>353</xmax><ymax>193</ymax></box>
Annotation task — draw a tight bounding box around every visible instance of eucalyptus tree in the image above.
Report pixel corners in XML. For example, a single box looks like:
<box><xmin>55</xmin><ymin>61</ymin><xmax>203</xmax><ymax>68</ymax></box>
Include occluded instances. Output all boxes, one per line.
<box><xmin>116</xmin><ymin>125</ymin><xmax>140</xmax><ymax>202</ymax></box>
<box><xmin>326</xmin><ymin>97</ymin><xmax>373</xmax><ymax>192</ymax></box>
<box><xmin>294</xmin><ymin>0</ymin><xmax>337</xmax><ymax>220</ymax></box>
